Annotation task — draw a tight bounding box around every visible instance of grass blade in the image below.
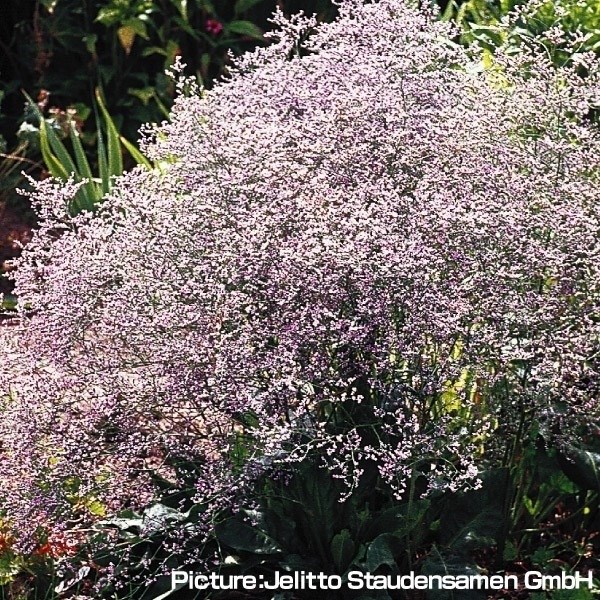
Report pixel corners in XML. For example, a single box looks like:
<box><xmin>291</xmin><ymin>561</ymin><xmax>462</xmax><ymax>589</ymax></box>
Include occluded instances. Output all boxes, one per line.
<box><xmin>95</xmin><ymin>87</ymin><xmax>123</xmax><ymax>181</ymax></box>
<box><xmin>68</xmin><ymin>120</ymin><xmax>97</xmax><ymax>210</ymax></box>
<box><xmin>23</xmin><ymin>91</ymin><xmax>70</xmax><ymax>181</ymax></box>
<box><xmin>43</xmin><ymin>120</ymin><xmax>78</xmax><ymax>178</ymax></box>
<box><xmin>119</xmin><ymin>135</ymin><xmax>152</xmax><ymax>170</ymax></box>
<box><xmin>94</xmin><ymin>104</ymin><xmax>110</xmax><ymax>196</ymax></box>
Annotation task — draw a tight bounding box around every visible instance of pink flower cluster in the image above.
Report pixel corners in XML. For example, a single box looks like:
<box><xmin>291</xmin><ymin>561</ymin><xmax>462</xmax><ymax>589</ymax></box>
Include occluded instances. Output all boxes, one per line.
<box><xmin>0</xmin><ymin>0</ymin><xmax>598</xmax><ymax>557</ymax></box>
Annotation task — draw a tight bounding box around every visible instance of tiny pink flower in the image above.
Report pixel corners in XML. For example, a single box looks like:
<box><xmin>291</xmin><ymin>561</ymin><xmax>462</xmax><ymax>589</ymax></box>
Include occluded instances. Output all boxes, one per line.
<box><xmin>205</xmin><ymin>18</ymin><xmax>223</xmax><ymax>36</ymax></box>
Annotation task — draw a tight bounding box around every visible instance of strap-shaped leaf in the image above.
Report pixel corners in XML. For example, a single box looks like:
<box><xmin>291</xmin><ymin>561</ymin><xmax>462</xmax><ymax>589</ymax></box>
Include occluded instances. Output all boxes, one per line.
<box><xmin>43</xmin><ymin>119</ymin><xmax>78</xmax><ymax>179</ymax></box>
<box><xmin>94</xmin><ymin>103</ymin><xmax>110</xmax><ymax>196</ymax></box>
<box><xmin>226</xmin><ymin>20</ymin><xmax>264</xmax><ymax>40</ymax></box>
<box><xmin>23</xmin><ymin>91</ymin><xmax>95</xmax><ymax>213</ymax></box>
<box><xmin>68</xmin><ymin>120</ymin><xmax>98</xmax><ymax>210</ymax></box>
<box><xmin>23</xmin><ymin>92</ymin><xmax>70</xmax><ymax>181</ymax></box>
<box><xmin>95</xmin><ymin>87</ymin><xmax>123</xmax><ymax>182</ymax></box>
<box><xmin>119</xmin><ymin>134</ymin><xmax>152</xmax><ymax>170</ymax></box>
<box><xmin>331</xmin><ymin>528</ymin><xmax>357</xmax><ymax>573</ymax></box>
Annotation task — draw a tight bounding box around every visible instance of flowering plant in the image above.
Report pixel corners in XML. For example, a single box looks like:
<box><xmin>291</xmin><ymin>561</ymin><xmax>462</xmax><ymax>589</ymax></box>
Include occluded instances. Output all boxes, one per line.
<box><xmin>0</xmin><ymin>0</ymin><xmax>599</xmax><ymax>588</ymax></box>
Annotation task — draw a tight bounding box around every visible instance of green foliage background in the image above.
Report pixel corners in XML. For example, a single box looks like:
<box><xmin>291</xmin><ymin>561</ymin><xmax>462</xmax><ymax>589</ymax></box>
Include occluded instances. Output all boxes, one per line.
<box><xmin>0</xmin><ymin>0</ymin><xmax>599</xmax><ymax>597</ymax></box>
<box><xmin>0</xmin><ymin>0</ymin><xmax>337</xmax><ymax>149</ymax></box>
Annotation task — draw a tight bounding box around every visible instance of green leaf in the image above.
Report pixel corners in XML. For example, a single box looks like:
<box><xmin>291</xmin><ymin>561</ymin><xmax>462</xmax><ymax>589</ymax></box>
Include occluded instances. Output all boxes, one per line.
<box><xmin>360</xmin><ymin>500</ymin><xmax>430</xmax><ymax>542</ymax></box>
<box><xmin>468</xmin><ymin>23</ymin><xmax>506</xmax><ymax>47</ymax></box>
<box><xmin>83</xmin><ymin>33</ymin><xmax>98</xmax><ymax>54</ymax></box>
<box><xmin>86</xmin><ymin>498</ymin><xmax>107</xmax><ymax>517</ymax></box>
<box><xmin>95</xmin><ymin>87</ymin><xmax>123</xmax><ymax>183</ymax></box>
<box><xmin>551</xmin><ymin>587</ymin><xmax>595</xmax><ymax>600</ymax></box>
<box><xmin>141</xmin><ymin>45</ymin><xmax>168</xmax><ymax>58</ymax></box>
<box><xmin>441</xmin><ymin>0</ymin><xmax>457</xmax><ymax>21</ymax></box>
<box><xmin>46</xmin><ymin>124</ymin><xmax>78</xmax><ymax>173</ymax></box>
<box><xmin>96</xmin><ymin>7</ymin><xmax>123</xmax><ymax>26</ymax></box>
<box><xmin>198</xmin><ymin>0</ymin><xmax>215</xmax><ymax>13</ymax></box>
<box><xmin>530</xmin><ymin>547</ymin><xmax>554</xmax><ymax>567</ymax></box>
<box><xmin>165</xmin><ymin>39</ymin><xmax>181</xmax><ymax>64</ymax></box>
<box><xmin>364</xmin><ymin>533</ymin><xmax>403</xmax><ymax>572</ymax></box>
<box><xmin>442</xmin><ymin>507</ymin><xmax>502</xmax><ymax>555</ymax></box>
<box><xmin>122</xmin><ymin>17</ymin><xmax>149</xmax><ymax>39</ymax></box>
<box><xmin>234</xmin><ymin>0</ymin><xmax>264</xmax><ymax>14</ymax></box>
<box><xmin>141</xmin><ymin>504</ymin><xmax>186</xmax><ymax>536</ymax></box>
<box><xmin>331</xmin><ymin>529</ymin><xmax>356</xmax><ymax>573</ymax></box>
<box><xmin>421</xmin><ymin>471</ymin><xmax>509</xmax><ymax>600</ymax></box>
<box><xmin>127</xmin><ymin>86</ymin><xmax>155</xmax><ymax>106</ymax></box>
<box><xmin>502</xmin><ymin>539</ymin><xmax>518</xmax><ymax>561</ymax></box>
<box><xmin>0</xmin><ymin>294</ymin><xmax>17</xmax><ymax>311</ymax></box>
<box><xmin>96</xmin><ymin>121</ymin><xmax>109</xmax><ymax>196</ymax></box>
<box><xmin>38</xmin><ymin>121</ymin><xmax>70</xmax><ymax>180</ymax></box>
<box><xmin>22</xmin><ymin>92</ymin><xmax>74</xmax><ymax>182</ymax></box>
<box><xmin>422</xmin><ymin>548</ymin><xmax>488</xmax><ymax>600</ymax></box>
<box><xmin>0</xmin><ymin>552</ymin><xmax>23</xmax><ymax>586</ymax></box>
<box><xmin>119</xmin><ymin>135</ymin><xmax>152</xmax><ymax>170</ymax></box>
<box><xmin>146</xmin><ymin>578</ymin><xmax>188</xmax><ymax>600</ymax></box>
<box><xmin>226</xmin><ymin>20</ymin><xmax>264</xmax><ymax>40</ymax></box>
<box><xmin>68</xmin><ymin>121</ymin><xmax>98</xmax><ymax>209</ymax></box>
<box><xmin>169</xmin><ymin>0</ymin><xmax>188</xmax><ymax>20</ymax></box>
<box><xmin>558</xmin><ymin>446</ymin><xmax>600</xmax><ymax>492</ymax></box>
<box><xmin>200</xmin><ymin>52</ymin><xmax>211</xmax><ymax>79</ymax></box>
<box><xmin>70</xmin><ymin>102</ymin><xmax>92</xmax><ymax>122</ymax></box>
<box><xmin>547</xmin><ymin>472</ymin><xmax>578</xmax><ymax>495</ymax></box>
<box><xmin>215</xmin><ymin>511</ymin><xmax>284</xmax><ymax>555</ymax></box>
<box><xmin>523</xmin><ymin>495</ymin><xmax>538</xmax><ymax>517</ymax></box>
<box><xmin>438</xmin><ymin>469</ymin><xmax>508</xmax><ymax>555</ymax></box>
<box><xmin>172</xmin><ymin>15</ymin><xmax>200</xmax><ymax>39</ymax></box>
<box><xmin>41</xmin><ymin>120</ymin><xmax>76</xmax><ymax>180</ymax></box>
<box><xmin>98</xmin><ymin>507</ymin><xmax>143</xmax><ymax>530</ymax></box>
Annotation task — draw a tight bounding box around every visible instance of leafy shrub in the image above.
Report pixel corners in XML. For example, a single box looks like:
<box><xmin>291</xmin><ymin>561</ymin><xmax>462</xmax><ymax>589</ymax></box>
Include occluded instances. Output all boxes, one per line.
<box><xmin>0</xmin><ymin>0</ymin><xmax>599</xmax><ymax>591</ymax></box>
<box><xmin>0</xmin><ymin>0</ymin><xmax>336</xmax><ymax>148</ymax></box>
<box><xmin>0</xmin><ymin>0</ymin><xmax>336</xmax><ymax>241</ymax></box>
<box><xmin>443</xmin><ymin>0</ymin><xmax>600</xmax><ymax>67</ymax></box>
